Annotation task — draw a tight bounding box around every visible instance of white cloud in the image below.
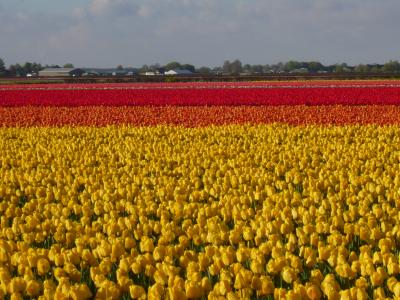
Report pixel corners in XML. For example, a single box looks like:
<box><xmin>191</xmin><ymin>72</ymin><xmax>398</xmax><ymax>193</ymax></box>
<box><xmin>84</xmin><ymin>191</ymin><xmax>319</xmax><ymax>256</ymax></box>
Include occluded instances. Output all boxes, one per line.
<box><xmin>89</xmin><ymin>0</ymin><xmax>110</xmax><ymax>15</ymax></box>
<box><xmin>47</xmin><ymin>23</ymin><xmax>90</xmax><ymax>50</ymax></box>
<box><xmin>137</xmin><ymin>5</ymin><xmax>152</xmax><ymax>18</ymax></box>
<box><xmin>72</xmin><ymin>7</ymin><xmax>86</xmax><ymax>19</ymax></box>
<box><xmin>15</xmin><ymin>11</ymin><xmax>29</xmax><ymax>22</ymax></box>
<box><xmin>88</xmin><ymin>0</ymin><xmax>138</xmax><ymax>16</ymax></box>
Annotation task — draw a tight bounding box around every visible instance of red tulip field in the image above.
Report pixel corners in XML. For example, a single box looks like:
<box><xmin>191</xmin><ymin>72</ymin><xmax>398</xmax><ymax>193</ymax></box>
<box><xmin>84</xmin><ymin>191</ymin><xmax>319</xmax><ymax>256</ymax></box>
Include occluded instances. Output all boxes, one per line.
<box><xmin>1</xmin><ymin>81</ymin><xmax>400</xmax><ymax>106</ymax></box>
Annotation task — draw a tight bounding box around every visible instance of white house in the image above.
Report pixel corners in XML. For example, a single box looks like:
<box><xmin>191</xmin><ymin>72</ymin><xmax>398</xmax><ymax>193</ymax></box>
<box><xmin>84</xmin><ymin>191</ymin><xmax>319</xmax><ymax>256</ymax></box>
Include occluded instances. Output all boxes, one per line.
<box><xmin>164</xmin><ymin>69</ymin><xmax>193</xmax><ymax>75</ymax></box>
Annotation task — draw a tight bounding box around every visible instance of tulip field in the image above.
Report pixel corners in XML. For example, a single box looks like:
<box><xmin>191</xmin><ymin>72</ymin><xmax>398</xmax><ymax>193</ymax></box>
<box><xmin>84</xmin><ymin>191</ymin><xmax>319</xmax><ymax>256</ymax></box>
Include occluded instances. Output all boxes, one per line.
<box><xmin>1</xmin><ymin>81</ymin><xmax>400</xmax><ymax>299</ymax></box>
<box><xmin>1</xmin><ymin>80</ymin><xmax>400</xmax><ymax>106</ymax></box>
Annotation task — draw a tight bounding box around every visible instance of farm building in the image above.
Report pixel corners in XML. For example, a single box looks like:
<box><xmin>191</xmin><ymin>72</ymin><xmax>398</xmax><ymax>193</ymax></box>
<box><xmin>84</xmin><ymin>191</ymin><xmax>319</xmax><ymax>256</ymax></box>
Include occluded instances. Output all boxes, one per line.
<box><xmin>143</xmin><ymin>68</ymin><xmax>165</xmax><ymax>76</ymax></box>
<box><xmin>164</xmin><ymin>69</ymin><xmax>193</xmax><ymax>75</ymax></box>
<box><xmin>39</xmin><ymin>68</ymin><xmax>84</xmax><ymax>77</ymax></box>
<box><xmin>82</xmin><ymin>68</ymin><xmax>139</xmax><ymax>76</ymax></box>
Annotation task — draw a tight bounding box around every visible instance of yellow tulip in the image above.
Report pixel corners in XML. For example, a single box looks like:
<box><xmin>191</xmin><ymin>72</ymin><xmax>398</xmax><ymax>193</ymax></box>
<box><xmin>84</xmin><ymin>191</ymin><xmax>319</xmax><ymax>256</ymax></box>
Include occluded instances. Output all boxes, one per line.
<box><xmin>10</xmin><ymin>292</ymin><xmax>23</xmax><ymax>300</ymax></box>
<box><xmin>26</xmin><ymin>279</ymin><xmax>41</xmax><ymax>296</ymax></box>
<box><xmin>223</xmin><ymin>291</ymin><xmax>237</xmax><ymax>300</ymax></box>
<box><xmin>286</xmin><ymin>290</ymin><xmax>302</xmax><ymax>300</ymax></box>
<box><xmin>70</xmin><ymin>284</ymin><xmax>92</xmax><ymax>300</ymax></box>
<box><xmin>321</xmin><ymin>274</ymin><xmax>340</xmax><ymax>299</ymax></box>
<box><xmin>306</xmin><ymin>284</ymin><xmax>322</xmax><ymax>300</ymax></box>
<box><xmin>81</xmin><ymin>249</ymin><xmax>97</xmax><ymax>266</ymax></box>
<box><xmin>148</xmin><ymin>283</ymin><xmax>165</xmax><ymax>299</ymax></box>
<box><xmin>217</xmin><ymin>280</ymin><xmax>232</xmax><ymax>296</ymax></box>
<box><xmin>242</xmin><ymin>227</ymin><xmax>254</xmax><ymax>241</ymax></box>
<box><xmin>370</xmin><ymin>267</ymin><xmax>387</xmax><ymax>286</ymax></box>
<box><xmin>355</xmin><ymin>287</ymin><xmax>369</xmax><ymax>300</ymax></box>
<box><xmin>222</xmin><ymin>251</ymin><xmax>234</xmax><ymax>266</ymax></box>
<box><xmin>236</xmin><ymin>247</ymin><xmax>249</xmax><ymax>263</ymax></box>
<box><xmin>281</xmin><ymin>266</ymin><xmax>297</xmax><ymax>284</ymax></box>
<box><xmin>0</xmin><ymin>246</ymin><xmax>10</xmax><ymax>263</ymax></box>
<box><xmin>168</xmin><ymin>285</ymin><xmax>187</xmax><ymax>300</ymax></box>
<box><xmin>37</xmin><ymin>258</ymin><xmax>50</xmax><ymax>276</ymax></box>
<box><xmin>96</xmin><ymin>280</ymin><xmax>120</xmax><ymax>300</ymax></box>
<box><xmin>0</xmin><ymin>268</ymin><xmax>11</xmax><ymax>285</ymax></box>
<box><xmin>257</xmin><ymin>275</ymin><xmax>274</xmax><ymax>296</ymax></box>
<box><xmin>130</xmin><ymin>285</ymin><xmax>146</xmax><ymax>299</ymax></box>
<box><xmin>153</xmin><ymin>245</ymin><xmax>166</xmax><ymax>262</ymax></box>
<box><xmin>54</xmin><ymin>253</ymin><xmax>64</xmax><ymax>267</ymax></box>
<box><xmin>274</xmin><ymin>288</ymin><xmax>287</xmax><ymax>299</ymax></box>
<box><xmin>8</xmin><ymin>277</ymin><xmax>26</xmax><ymax>294</ymax></box>
<box><xmin>335</xmin><ymin>263</ymin><xmax>355</xmax><ymax>279</ymax></box>
<box><xmin>373</xmin><ymin>287</ymin><xmax>386</xmax><ymax>299</ymax></box>
<box><xmin>64</xmin><ymin>263</ymin><xmax>81</xmax><ymax>282</ymax></box>
<box><xmin>154</xmin><ymin>269</ymin><xmax>168</xmax><ymax>286</ymax></box>
<box><xmin>140</xmin><ymin>237</ymin><xmax>155</xmax><ymax>253</ymax></box>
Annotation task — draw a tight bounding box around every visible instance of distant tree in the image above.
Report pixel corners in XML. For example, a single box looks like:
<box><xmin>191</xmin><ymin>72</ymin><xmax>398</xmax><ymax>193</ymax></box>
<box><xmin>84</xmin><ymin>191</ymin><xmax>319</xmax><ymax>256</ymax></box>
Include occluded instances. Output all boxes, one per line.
<box><xmin>0</xmin><ymin>58</ymin><xmax>5</xmax><ymax>76</ymax></box>
<box><xmin>149</xmin><ymin>63</ymin><xmax>161</xmax><ymax>71</ymax></box>
<box><xmin>14</xmin><ymin>64</ymin><xmax>24</xmax><ymax>76</ymax></box>
<box><xmin>212</xmin><ymin>67</ymin><xmax>223</xmax><ymax>75</ymax></box>
<box><xmin>262</xmin><ymin>65</ymin><xmax>273</xmax><ymax>73</ymax></box>
<box><xmin>275</xmin><ymin>62</ymin><xmax>285</xmax><ymax>73</ymax></box>
<box><xmin>382</xmin><ymin>60</ymin><xmax>400</xmax><ymax>73</ymax></box>
<box><xmin>116</xmin><ymin>65</ymin><xmax>124</xmax><ymax>70</ymax></box>
<box><xmin>181</xmin><ymin>64</ymin><xmax>195</xmax><ymax>72</ymax></box>
<box><xmin>354</xmin><ymin>64</ymin><xmax>370</xmax><ymax>73</ymax></box>
<box><xmin>334</xmin><ymin>63</ymin><xmax>349</xmax><ymax>73</ymax></box>
<box><xmin>243</xmin><ymin>64</ymin><xmax>252</xmax><ymax>73</ymax></box>
<box><xmin>63</xmin><ymin>63</ymin><xmax>74</xmax><ymax>68</ymax></box>
<box><xmin>241</xmin><ymin>64</ymin><xmax>265</xmax><ymax>74</ymax></box>
<box><xmin>32</xmin><ymin>62</ymin><xmax>43</xmax><ymax>74</ymax></box>
<box><xmin>325</xmin><ymin>65</ymin><xmax>336</xmax><ymax>73</ymax></box>
<box><xmin>336</xmin><ymin>65</ymin><xmax>345</xmax><ymax>73</ymax></box>
<box><xmin>284</xmin><ymin>61</ymin><xmax>302</xmax><ymax>72</ymax></box>
<box><xmin>222</xmin><ymin>60</ymin><xmax>231</xmax><ymax>74</ymax></box>
<box><xmin>139</xmin><ymin>64</ymin><xmax>150</xmax><ymax>73</ymax></box>
<box><xmin>307</xmin><ymin>61</ymin><xmax>323</xmax><ymax>73</ymax></box>
<box><xmin>8</xmin><ymin>64</ymin><xmax>16</xmax><ymax>76</ymax></box>
<box><xmin>7</xmin><ymin>62</ymin><xmax>43</xmax><ymax>76</ymax></box>
<box><xmin>230</xmin><ymin>59</ymin><xmax>243</xmax><ymax>74</ymax></box>
<box><xmin>164</xmin><ymin>61</ymin><xmax>181</xmax><ymax>71</ymax></box>
<box><xmin>23</xmin><ymin>62</ymin><xmax>33</xmax><ymax>74</ymax></box>
<box><xmin>370</xmin><ymin>65</ymin><xmax>382</xmax><ymax>73</ymax></box>
<box><xmin>45</xmin><ymin>64</ymin><xmax>61</xmax><ymax>68</ymax></box>
<box><xmin>251</xmin><ymin>65</ymin><xmax>264</xmax><ymax>73</ymax></box>
<box><xmin>197</xmin><ymin>67</ymin><xmax>211</xmax><ymax>75</ymax></box>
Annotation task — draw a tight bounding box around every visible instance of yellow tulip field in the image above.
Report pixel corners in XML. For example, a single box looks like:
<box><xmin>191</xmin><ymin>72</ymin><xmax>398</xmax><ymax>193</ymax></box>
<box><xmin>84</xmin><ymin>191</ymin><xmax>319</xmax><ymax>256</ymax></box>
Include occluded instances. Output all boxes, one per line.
<box><xmin>1</xmin><ymin>124</ymin><xmax>400</xmax><ymax>299</ymax></box>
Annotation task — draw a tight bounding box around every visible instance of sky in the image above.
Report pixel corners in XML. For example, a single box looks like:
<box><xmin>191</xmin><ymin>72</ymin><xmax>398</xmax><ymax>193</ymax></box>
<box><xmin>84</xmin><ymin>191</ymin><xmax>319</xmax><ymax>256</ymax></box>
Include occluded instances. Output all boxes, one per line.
<box><xmin>1</xmin><ymin>0</ymin><xmax>399</xmax><ymax>68</ymax></box>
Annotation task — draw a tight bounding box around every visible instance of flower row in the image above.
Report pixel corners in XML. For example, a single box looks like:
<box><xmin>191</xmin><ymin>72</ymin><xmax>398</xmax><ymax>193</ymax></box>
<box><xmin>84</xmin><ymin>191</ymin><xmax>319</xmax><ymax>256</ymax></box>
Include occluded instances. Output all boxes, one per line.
<box><xmin>2</xmin><ymin>105</ymin><xmax>400</xmax><ymax>127</ymax></box>
<box><xmin>1</xmin><ymin>87</ymin><xmax>400</xmax><ymax>106</ymax></box>
<box><xmin>1</xmin><ymin>125</ymin><xmax>400</xmax><ymax>299</ymax></box>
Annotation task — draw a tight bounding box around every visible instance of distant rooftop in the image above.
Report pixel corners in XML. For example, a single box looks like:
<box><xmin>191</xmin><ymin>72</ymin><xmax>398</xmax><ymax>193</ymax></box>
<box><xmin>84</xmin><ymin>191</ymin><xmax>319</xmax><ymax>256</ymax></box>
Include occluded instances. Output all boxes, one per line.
<box><xmin>165</xmin><ymin>69</ymin><xmax>193</xmax><ymax>75</ymax></box>
<box><xmin>41</xmin><ymin>68</ymin><xmax>77</xmax><ymax>72</ymax></box>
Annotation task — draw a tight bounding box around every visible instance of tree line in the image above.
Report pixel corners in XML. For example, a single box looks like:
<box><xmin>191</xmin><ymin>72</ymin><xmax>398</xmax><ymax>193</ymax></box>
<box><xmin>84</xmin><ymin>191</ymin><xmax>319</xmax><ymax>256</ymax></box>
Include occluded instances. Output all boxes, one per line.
<box><xmin>1</xmin><ymin>57</ymin><xmax>400</xmax><ymax>77</ymax></box>
<box><xmin>0</xmin><ymin>59</ymin><xmax>75</xmax><ymax>77</ymax></box>
<box><xmin>137</xmin><ymin>60</ymin><xmax>400</xmax><ymax>75</ymax></box>
<box><xmin>217</xmin><ymin>60</ymin><xmax>400</xmax><ymax>74</ymax></box>
<box><xmin>129</xmin><ymin>59</ymin><xmax>400</xmax><ymax>75</ymax></box>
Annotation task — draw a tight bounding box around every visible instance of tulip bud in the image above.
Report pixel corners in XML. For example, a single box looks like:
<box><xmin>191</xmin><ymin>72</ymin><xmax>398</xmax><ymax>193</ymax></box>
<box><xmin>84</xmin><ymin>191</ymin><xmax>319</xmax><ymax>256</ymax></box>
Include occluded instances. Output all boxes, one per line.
<box><xmin>37</xmin><ymin>258</ymin><xmax>50</xmax><ymax>276</ymax></box>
